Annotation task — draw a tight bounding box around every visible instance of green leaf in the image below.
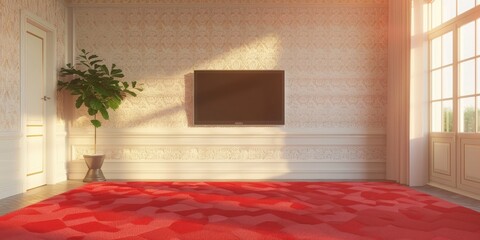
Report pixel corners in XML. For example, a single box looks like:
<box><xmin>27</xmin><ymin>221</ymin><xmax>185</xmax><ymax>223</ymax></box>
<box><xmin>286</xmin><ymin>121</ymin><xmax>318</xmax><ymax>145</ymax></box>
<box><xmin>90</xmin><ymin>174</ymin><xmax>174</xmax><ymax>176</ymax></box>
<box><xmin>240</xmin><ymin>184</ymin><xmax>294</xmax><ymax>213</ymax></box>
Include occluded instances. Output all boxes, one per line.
<box><xmin>91</xmin><ymin>119</ymin><xmax>101</xmax><ymax>128</ymax></box>
<box><xmin>111</xmin><ymin>69</ymin><xmax>122</xmax><ymax>75</ymax></box>
<box><xmin>80</xmin><ymin>62</ymin><xmax>90</xmax><ymax>68</ymax></box>
<box><xmin>90</xmin><ymin>59</ymin><xmax>102</xmax><ymax>65</ymax></box>
<box><xmin>89</xmin><ymin>98</ymin><xmax>103</xmax><ymax>110</ymax></box>
<box><xmin>107</xmin><ymin>97</ymin><xmax>121</xmax><ymax>109</ymax></box>
<box><xmin>100</xmin><ymin>65</ymin><xmax>109</xmax><ymax>75</ymax></box>
<box><xmin>88</xmin><ymin>108</ymin><xmax>98</xmax><ymax>116</ymax></box>
<box><xmin>99</xmin><ymin>107</ymin><xmax>109</xmax><ymax>120</ymax></box>
<box><xmin>75</xmin><ymin>97</ymin><xmax>84</xmax><ymax>108</ymax></box>
<box><xmin>93</xmin><ymin>85</ymin><xmax>108</xmax><ymax>96</ymax></box>
<box><xmin>112</xmin><ymin>73</ymin><xmax>124</xmax><ymax>78</ymax></box>
<box><xmin>122</xmin><ymin>82</ymin><xmax>128</xmax><ymax>88</ymax></box>
<box><xmin>88</xmin><ymin>54</ymin><xmax>98</xmax><ymax>60</ymax></box>
<box><xmin>88</xmin><ymin>69</ymin><xmax>97</xmax><ymax>75</ymax></box>
<box><xmin>124</xmin><ymin>89</ymin><xmax>137</xmax><ymax>97</ymax></box>
<box><xmin>132</xmin><ymin>81</ymin><xmax>137</xmax><ymax>88</ymax></box>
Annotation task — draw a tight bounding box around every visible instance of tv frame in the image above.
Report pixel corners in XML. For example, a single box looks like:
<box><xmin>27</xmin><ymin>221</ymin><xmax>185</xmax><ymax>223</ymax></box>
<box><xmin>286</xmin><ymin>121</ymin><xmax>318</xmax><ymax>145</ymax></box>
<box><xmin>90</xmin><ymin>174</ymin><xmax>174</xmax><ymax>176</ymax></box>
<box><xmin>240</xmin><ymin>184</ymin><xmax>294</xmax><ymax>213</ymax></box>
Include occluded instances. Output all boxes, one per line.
<box><xmin>193</xmin><ymin>70</ymin><xmax>285</xmax><ymax>126</ymax></box>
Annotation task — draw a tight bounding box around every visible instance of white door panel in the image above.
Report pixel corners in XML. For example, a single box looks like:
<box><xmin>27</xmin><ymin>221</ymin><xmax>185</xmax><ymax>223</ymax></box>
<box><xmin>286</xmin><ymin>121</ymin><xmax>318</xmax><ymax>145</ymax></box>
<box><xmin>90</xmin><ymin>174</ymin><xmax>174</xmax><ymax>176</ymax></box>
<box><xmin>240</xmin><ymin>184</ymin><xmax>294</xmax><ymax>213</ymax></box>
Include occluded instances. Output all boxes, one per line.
<box><xmin>25</xmin><ymin>22</ymin><xmax>47</xmax><ymax>189</ymax></box>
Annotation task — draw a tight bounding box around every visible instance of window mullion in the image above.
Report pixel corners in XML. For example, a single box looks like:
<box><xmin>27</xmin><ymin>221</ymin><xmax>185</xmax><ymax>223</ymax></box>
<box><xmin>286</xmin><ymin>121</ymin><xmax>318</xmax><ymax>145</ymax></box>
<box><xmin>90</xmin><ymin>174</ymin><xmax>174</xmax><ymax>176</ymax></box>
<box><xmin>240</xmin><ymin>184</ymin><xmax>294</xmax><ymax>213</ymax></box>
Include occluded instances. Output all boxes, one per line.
<box><xmin>453</xmin><ymin>25</ymin><xmax>459</xmax><ymax>134</ymax></box>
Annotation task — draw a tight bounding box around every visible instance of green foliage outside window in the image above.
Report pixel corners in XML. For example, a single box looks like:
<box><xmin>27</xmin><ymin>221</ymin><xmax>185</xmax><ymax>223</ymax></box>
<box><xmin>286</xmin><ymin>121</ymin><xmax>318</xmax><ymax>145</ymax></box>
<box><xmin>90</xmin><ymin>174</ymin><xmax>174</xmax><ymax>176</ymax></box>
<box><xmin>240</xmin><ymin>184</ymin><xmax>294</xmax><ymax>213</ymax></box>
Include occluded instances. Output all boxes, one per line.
<box><xmin>462</xmin><ymin>107</ymin><xmax>476</xmax><ymax>132</ymax></box>
<box><xmin>440</xmin><ymin>107</ymin><xmax>478</xmax><ymax>133</ymax></box>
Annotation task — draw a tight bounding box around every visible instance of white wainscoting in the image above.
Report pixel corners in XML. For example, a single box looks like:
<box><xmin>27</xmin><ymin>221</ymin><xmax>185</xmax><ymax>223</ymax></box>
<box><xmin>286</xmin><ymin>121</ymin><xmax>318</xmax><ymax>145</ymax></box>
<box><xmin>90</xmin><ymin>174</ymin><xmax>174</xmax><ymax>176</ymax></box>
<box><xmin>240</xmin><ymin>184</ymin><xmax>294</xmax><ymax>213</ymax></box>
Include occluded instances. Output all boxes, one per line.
<box><xmin>429</xmin><ymin>134</ymin><xmax>480</xmax><ymax>199</ymax></box>
<box><xmin>429</xmin><ymin>134</ymin><xmax>456</xmax><ymax>188</ymax></box>
<box><xmin>0</xmin><ymin>132</ymin><xmax>23</xmax><ymax>199</ymax></box>
<box><xmin>458</xmin><ymin>136</ymin><xmax>480</xmax><ymax>195</ymax></box>
<box><xmin>67</xmin><ymin>128</ymin><xmax>386</xmax><ymax>180</ymax></box>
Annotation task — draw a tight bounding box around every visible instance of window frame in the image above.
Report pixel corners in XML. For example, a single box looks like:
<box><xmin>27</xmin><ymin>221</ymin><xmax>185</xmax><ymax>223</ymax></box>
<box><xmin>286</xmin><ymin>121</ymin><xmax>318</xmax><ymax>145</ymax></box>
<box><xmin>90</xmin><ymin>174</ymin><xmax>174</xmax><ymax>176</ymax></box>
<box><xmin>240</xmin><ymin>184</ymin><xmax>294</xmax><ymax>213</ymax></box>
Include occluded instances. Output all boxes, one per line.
<box><xmin>428</xmin><ymin>3</ymin><xmax>480</xmax><ymax>134</ymax></box>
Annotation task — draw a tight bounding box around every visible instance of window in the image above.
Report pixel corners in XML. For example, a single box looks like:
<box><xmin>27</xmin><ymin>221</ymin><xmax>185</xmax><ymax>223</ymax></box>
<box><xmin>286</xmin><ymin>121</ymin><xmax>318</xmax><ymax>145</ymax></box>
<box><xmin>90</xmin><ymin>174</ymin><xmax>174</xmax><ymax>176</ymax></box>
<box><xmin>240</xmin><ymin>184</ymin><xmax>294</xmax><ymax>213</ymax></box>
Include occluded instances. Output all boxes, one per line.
<box><xmin>430</xmin><ymin>32</ymin><xmax>453</xmax><ymax>132</ymax></box>
<box><xmin>429</xmin><ymin>1</ymin><xmax>480</xmax><ymax>133</ymax></box>
<box><xmin>430</xmin><ymin>0</ymin><xmax>480</xmax><ymax>29</ymax></box>
<box><xmin>458</xmin><ymin>19</ymin><xmax>480</xmax><ymax>132</ymax></box>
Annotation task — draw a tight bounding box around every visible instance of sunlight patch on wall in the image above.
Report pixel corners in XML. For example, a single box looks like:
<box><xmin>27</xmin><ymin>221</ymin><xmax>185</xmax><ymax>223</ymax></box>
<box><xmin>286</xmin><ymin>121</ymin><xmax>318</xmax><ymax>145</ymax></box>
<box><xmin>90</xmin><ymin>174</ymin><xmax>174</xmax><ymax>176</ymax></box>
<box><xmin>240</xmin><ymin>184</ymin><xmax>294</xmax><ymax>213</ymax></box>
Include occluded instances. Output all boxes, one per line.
<box><xmin>72</xmin><ymin>34</ymin><xmax>282</xmax><ymax>128</ymax></box>
<box><xmin>193</xmin><ymin>33</ymin><xmax>281</xmax><ymax>70</ymax></box>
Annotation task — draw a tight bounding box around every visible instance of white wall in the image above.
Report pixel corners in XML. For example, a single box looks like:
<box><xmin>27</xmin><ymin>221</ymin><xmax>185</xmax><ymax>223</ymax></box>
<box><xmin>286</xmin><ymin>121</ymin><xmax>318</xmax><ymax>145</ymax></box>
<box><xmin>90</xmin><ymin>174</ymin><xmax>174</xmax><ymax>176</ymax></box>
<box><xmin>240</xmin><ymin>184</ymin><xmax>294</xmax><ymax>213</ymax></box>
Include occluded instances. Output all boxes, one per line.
<box><xmin>66</xmin><ymin>0</ymin><xmax>389</xmax><ymax>180</ymax></box>
<box><xmin>409</xmin><ymin>0</ymin><xmax>429</xmax><ymax>186</ymax></box>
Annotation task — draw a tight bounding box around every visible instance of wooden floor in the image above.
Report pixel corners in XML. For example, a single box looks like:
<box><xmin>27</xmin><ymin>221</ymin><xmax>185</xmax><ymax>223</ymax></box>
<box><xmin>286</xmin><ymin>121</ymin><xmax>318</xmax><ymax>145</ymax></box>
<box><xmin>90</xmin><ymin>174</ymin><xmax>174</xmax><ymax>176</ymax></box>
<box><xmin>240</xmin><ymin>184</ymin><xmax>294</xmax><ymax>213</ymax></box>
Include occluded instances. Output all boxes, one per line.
<box><xmin>0</xmin><ymin>181</ymin><xmax>479</xmax><ymax>216</ymax></box>
<box><xmin>0</xmin><ymin>181</ymin><xmax>85</xmax><ymax>216</ymax></box>
<box><xmin>413</xmin><ymin>185</ymin><xmax>480</xmax><ymax>212</ymax></box>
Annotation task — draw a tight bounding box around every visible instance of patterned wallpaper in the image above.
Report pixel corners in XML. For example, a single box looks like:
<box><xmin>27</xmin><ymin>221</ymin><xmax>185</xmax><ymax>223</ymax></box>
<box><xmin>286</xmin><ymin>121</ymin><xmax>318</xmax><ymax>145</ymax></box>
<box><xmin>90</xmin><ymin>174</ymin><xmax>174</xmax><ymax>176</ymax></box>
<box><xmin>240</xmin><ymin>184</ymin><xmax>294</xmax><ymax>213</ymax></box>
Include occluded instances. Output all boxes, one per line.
<box><xmin>67</xmin><ymin>0</ymin><xmax>387</xmax><ymax>5</ymax></box>
<box><xmin>0</xmin><ymin>0</ymin><xmax>66</xmax><ymax>131</ymax></box>
<box><xmin>71</xmin><ymin>2</ymin><xmax>388</xmax><ymax>130</ymax></box>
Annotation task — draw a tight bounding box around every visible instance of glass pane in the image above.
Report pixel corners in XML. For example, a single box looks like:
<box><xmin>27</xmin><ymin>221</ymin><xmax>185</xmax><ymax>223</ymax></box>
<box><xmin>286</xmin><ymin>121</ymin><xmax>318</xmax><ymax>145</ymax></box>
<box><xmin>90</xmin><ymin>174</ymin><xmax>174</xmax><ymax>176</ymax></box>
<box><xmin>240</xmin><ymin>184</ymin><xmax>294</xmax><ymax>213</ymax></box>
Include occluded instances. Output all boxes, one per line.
<box><xmin>442</xmin><ymin>66</ymin><xmax>453</xmax><ymax>98</ymax></box>
<box><xmin>432</xmin><ymin>101</ymin><xmax>442</xmax><ymax>132</ymax></box>
<box><xmin>459</xmin><ymin>21</ymin><xmax>475</xmax><ymax>60</ymax></box>
<box><xmin>432</xmin><ymin>69</ymin><xmax>442</xmax><ymax>100</ymax></box>
<box><xmin>431</xmin><ymin>36</ymin><xmax>442</xmax><ymax>69</ymax></box>
<box><xmin>477</xmin><ymin>19</ymin><xmax>480</xmax><ymax>56</ymax></box>
<box><xmin>460</xmin><ymin>59</ymin><xmax>475</xmax><ymax>96</ymax></box>
<box><xmin>442</xmin><ymin>100</ymin><xmax>453</xmax><ymax>132</ymax></box>
<box><xmin>442</xmin><ymin>32</ymin><xmax>453</xmax><ymax>65</ymax></box>
<box><xmin>460</xmin><ymin>97</ymin><xmax>476</xmax><ymax>132</ymax></box>
<box><xmin>478</xmin><ymin>59</ymin><xmax>480</xmax><ymax>94</ymax></box>
<box><xmin>432</xmin><ymin>0</ymin><xmax>442</xmax><ymax>29</ymax></box>
<box><xmin>442</xmin><ymin>0</ymin><xmax>456</xmax><ymax>23</ymax></box>
<box><xmin>458</xmin><ymin>0</ymin><xmax>475</xmax><ymax>15</ymax></box>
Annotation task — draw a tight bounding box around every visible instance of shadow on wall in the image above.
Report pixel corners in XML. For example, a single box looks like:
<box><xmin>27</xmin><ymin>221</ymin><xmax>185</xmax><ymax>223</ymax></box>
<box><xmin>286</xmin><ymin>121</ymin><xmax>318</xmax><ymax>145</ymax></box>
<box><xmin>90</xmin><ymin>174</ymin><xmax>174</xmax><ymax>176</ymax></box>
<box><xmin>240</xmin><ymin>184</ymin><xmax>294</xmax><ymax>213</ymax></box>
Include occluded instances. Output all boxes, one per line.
<box><xmin>70</xmin><ymin>29</ymin><xmax>283</xmax><ymax>129</ymax></box>
<box><xmin>185</xmin><ymin>73</ymin><xmax>194</xmax><ymax>127</ymax></box>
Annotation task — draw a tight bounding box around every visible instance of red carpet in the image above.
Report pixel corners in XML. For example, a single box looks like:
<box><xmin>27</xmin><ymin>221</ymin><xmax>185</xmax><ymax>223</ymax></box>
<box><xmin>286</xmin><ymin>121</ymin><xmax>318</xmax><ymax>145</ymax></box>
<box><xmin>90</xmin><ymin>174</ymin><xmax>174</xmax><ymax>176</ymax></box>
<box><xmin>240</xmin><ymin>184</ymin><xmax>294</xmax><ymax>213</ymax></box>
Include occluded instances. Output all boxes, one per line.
<box><xmin>1</xmin><ymin>182</ymin><xmax>479</xmax><ymax>239</ymax></box>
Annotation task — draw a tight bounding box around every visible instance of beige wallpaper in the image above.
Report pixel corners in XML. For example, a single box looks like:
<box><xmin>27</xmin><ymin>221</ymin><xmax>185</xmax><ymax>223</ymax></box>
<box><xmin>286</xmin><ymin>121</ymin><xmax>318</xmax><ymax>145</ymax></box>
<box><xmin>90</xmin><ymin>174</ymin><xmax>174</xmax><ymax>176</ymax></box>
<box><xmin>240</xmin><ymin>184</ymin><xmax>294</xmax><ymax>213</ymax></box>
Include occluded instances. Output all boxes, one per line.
<box><xmin>67</xmin><ymin>0</ymin><xmax>387</xmax><ymax>5</ymax></box>
<box><xmin>0</xmin><ymin>0</ymin><xmax>66</xmax><ymax>131</ymax></box>
<box><xmin>70</xmin><ymin>1</ymin><xmax>387</xmax><ymax>130</ymax></box>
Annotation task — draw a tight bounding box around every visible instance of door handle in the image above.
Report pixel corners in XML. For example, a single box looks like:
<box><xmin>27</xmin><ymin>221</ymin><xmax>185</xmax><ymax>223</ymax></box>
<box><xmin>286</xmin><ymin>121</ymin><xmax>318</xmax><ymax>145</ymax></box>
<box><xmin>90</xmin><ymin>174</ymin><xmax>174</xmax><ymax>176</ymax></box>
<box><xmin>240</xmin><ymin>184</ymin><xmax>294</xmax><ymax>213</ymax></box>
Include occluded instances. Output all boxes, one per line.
<box><xmin>41</xmin><ymin>96</ymin><xmax>51</xmax><ymax>101</ymax></box>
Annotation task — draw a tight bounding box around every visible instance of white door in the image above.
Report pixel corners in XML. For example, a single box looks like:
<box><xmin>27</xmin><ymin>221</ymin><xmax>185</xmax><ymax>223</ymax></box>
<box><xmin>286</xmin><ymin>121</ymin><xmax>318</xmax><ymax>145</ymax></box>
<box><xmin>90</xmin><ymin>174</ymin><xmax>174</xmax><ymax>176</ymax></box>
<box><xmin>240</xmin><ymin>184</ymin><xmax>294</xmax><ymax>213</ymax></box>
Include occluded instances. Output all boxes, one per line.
<box><xmin>25</xmin><ymin>22</ymin><xmax>47</xmax><ymax>189</ymax></box>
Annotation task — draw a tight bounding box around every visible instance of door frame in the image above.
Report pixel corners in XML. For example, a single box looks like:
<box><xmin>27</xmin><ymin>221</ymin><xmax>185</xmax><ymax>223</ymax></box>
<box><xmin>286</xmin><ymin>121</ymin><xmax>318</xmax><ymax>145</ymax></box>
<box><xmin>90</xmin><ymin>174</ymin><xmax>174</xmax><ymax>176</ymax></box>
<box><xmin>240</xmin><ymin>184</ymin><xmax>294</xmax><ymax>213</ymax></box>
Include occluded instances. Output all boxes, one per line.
<box><xmin>20</xmin><ymin>11</ymin><xmax>58</xmax><ymax>190</ymax></box>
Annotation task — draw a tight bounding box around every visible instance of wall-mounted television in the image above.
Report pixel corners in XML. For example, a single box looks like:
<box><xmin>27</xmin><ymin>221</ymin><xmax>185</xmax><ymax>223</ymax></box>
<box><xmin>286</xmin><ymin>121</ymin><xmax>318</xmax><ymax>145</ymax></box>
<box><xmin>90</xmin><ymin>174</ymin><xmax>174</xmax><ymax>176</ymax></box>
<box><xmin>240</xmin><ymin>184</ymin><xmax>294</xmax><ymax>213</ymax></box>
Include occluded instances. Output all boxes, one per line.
<box><xmin>194</xmin><ymin>70</ymin><xmax>285</xmax><ymax>125</ymax></box>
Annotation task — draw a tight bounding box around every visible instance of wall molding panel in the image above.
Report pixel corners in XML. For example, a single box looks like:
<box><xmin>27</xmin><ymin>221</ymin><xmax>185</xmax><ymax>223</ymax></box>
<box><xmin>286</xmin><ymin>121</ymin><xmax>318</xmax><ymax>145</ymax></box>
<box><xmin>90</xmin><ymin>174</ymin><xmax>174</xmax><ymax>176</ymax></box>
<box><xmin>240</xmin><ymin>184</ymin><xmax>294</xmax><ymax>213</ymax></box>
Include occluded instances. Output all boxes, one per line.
<box><xmin>67</xmin><ymin>131</ymin><xmax>386</xmax><ymax>180</ymax></box>
<box><xmin>458</xmin><ymin>136</ymin><xmax>480</xmax><ymax>196</ymax></box>
<box><xmin>429</xmin><ymin>135</ymin><xmax>456</xmax><ymax>188</ymax></box>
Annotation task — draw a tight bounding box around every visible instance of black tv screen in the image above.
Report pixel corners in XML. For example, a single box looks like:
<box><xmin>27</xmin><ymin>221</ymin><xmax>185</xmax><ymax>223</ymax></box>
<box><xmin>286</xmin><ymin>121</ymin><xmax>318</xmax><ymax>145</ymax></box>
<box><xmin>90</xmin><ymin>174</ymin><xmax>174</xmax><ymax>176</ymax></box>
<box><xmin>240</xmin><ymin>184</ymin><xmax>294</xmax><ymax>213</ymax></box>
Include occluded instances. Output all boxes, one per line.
<box><xmin>194</xmin><ymin>70</ymin><xmax>285</xmax><ymax>125</ymax></box>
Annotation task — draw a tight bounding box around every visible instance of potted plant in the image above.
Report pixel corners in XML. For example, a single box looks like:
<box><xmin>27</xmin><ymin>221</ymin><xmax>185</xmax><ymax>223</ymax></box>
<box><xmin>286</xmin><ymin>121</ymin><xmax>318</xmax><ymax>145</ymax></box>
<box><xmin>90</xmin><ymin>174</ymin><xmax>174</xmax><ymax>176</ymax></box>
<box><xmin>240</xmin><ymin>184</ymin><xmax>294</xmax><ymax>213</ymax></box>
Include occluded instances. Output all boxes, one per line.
<box><xmin>58</xmin><ymin>49</ymin><xmax>143</xmax><ymax>182</ymax></box>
